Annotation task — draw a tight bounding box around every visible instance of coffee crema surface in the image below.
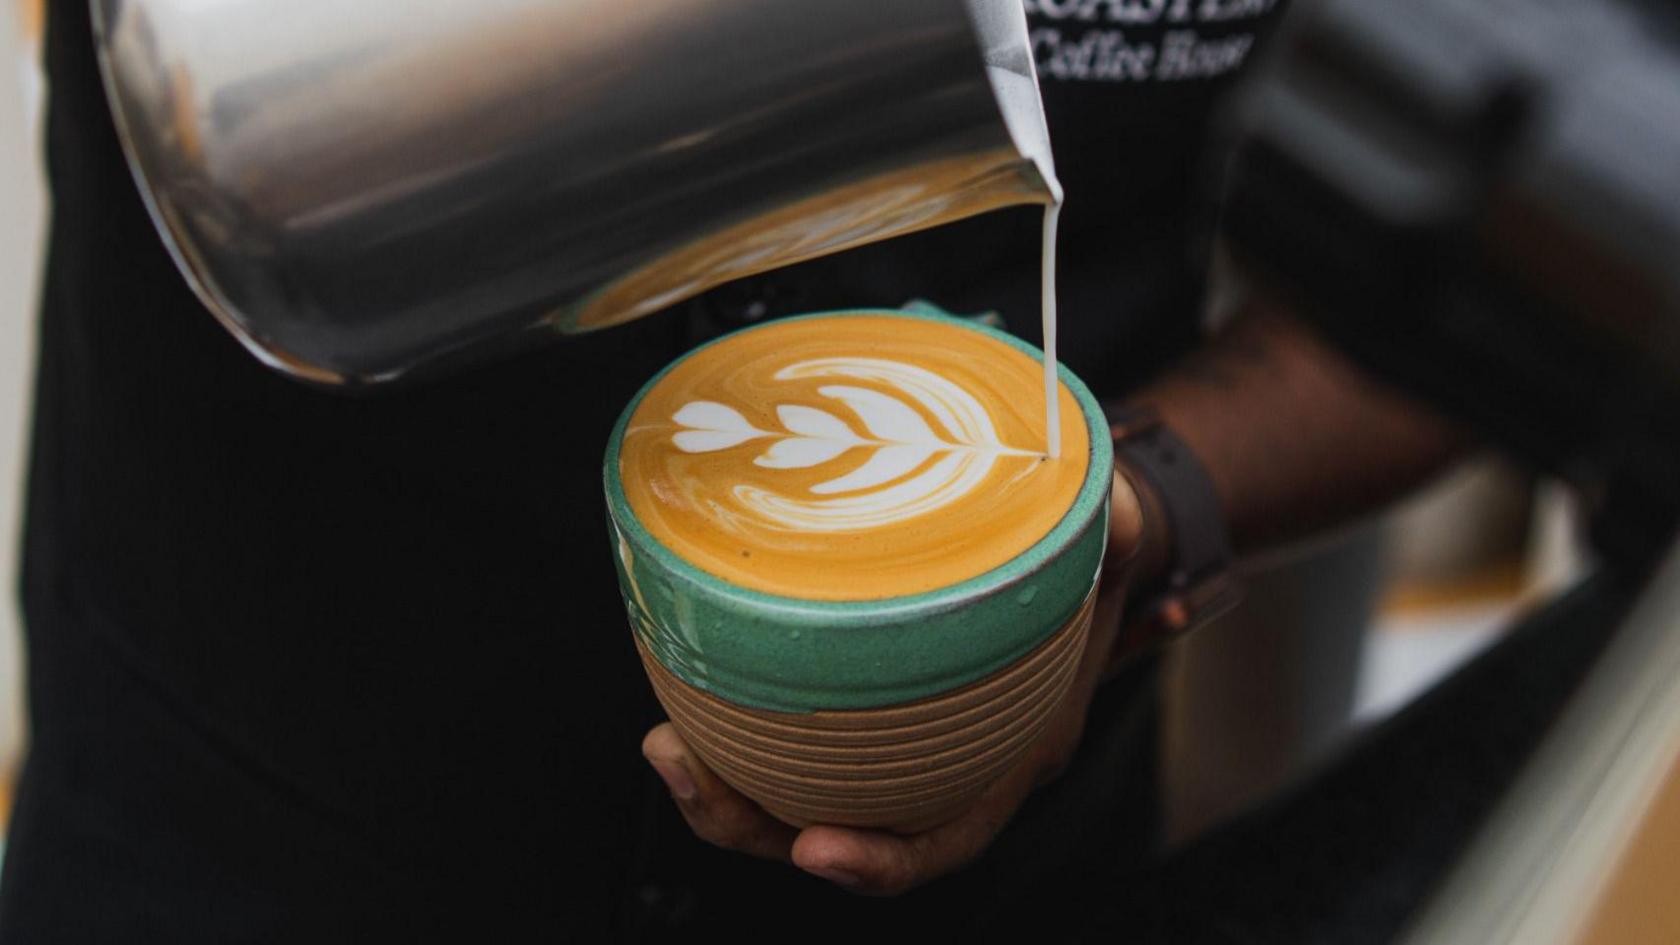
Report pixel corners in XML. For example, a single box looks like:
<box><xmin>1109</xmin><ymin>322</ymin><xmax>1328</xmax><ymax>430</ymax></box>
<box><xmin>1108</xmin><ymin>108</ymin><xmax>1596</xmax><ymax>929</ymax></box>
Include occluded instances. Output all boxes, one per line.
<box><xmin>618</xmin><ymin>313</ymin><xmax>1089</xmax><ymax>600</ymax></box>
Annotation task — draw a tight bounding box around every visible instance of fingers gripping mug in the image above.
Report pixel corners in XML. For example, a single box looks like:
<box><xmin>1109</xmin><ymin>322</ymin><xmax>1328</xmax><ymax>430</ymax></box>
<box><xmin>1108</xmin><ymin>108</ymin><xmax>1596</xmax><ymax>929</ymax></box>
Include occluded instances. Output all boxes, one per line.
<box><xmin>605</xmin><ymin>308</ymin><xmax>1111</xmax><ymax>832</ymax></box>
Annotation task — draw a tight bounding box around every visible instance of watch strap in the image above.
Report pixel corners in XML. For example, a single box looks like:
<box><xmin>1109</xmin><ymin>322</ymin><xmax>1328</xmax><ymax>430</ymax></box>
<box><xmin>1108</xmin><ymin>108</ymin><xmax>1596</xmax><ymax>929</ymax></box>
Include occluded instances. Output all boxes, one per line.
<box><xmin>1108</xmin><ymin>405</ymin><xmax>1242</xmax><ymax>651</ymax></box>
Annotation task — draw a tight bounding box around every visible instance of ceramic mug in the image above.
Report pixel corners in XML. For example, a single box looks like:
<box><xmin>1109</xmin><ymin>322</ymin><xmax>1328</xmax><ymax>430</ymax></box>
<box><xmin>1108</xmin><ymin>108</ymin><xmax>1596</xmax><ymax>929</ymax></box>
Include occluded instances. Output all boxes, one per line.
<box><xmin>604</xmin><ymin>309</ymin><xmax>1112</xmax><ymax>831</ymax></box>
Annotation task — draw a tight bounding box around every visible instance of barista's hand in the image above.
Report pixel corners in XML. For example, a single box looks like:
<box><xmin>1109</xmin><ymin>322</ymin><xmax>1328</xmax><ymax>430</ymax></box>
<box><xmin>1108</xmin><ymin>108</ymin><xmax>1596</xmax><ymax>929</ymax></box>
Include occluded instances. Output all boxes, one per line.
<box><xmin>640</xmin><ymin>472</ymin><xmax>1153</xmax><ymax>896</ymax></box>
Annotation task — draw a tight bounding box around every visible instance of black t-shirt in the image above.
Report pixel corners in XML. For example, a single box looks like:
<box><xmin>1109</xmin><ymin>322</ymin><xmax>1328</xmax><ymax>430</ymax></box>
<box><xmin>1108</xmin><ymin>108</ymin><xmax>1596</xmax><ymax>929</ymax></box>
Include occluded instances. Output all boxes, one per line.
<box><xmin>2</xmin><ymin>2</ymin><xmax>1284</xmax><ymax>941</ymax></box>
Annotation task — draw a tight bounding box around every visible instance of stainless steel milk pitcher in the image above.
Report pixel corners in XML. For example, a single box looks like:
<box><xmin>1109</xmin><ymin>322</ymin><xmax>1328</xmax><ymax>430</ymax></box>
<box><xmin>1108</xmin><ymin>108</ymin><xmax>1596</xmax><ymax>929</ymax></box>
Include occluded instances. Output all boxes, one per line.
<box><xmin>92</xmin><ymin>0</ymin><xmax>1057</xmax><ymax>386</ymax></box>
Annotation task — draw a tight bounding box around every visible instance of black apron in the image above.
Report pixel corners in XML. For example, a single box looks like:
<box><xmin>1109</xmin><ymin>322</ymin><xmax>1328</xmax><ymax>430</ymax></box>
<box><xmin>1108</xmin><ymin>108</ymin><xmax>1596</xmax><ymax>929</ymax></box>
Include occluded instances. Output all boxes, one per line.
<box><xmin>1</xmin><ymin>2</ymin><xmax>1285</xmax><ymax>941</ymax></box>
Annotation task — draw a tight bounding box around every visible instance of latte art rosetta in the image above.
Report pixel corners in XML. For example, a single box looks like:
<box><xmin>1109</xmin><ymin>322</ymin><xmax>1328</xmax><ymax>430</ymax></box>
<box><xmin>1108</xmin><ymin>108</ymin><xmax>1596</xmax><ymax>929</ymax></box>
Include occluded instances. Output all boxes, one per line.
<box><xmin>671</xmin><ymin>357</ymin><xmax>1039</xmax><ymax>532</ymax></box>
<box><xmin>618</xmin><ymin>314</ymin><xmax>1089</xmax><ymax>600</ymax></box>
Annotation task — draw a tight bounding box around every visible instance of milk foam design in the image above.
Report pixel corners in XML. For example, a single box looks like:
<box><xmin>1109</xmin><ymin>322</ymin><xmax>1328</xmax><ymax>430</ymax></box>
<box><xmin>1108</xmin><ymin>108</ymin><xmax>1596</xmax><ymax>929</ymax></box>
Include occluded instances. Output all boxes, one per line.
<box><xmin>671</xmin><ymin>357</ymin><xmax>1038</xmax><ymax>532</ymax></box>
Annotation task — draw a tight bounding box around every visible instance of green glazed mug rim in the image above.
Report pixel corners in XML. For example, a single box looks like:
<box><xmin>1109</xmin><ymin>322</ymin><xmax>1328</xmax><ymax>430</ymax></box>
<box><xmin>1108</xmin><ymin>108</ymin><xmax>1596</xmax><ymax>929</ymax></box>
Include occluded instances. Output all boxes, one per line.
<box><xmin>604</xmin><ymin>307</ymin><xmax>1113</xmax><ymax>711</ymax></box>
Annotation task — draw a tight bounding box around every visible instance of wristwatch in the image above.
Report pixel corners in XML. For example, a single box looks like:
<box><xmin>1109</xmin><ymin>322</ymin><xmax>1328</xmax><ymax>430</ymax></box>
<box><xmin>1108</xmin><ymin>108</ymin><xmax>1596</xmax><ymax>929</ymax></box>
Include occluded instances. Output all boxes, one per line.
<box><xmin>1108</xmin><ymin>404</ymin><xmax>1243</xmax><ymax>657</ymax></box>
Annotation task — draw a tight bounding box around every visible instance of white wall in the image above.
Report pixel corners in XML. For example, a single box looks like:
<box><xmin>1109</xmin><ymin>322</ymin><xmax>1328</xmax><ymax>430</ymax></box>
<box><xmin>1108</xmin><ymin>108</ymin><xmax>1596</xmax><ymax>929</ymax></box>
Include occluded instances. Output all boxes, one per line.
<box><xmin>1</xmin><ymin>1</ymin><xmax>45</xmax><ymax>778</ymax></box>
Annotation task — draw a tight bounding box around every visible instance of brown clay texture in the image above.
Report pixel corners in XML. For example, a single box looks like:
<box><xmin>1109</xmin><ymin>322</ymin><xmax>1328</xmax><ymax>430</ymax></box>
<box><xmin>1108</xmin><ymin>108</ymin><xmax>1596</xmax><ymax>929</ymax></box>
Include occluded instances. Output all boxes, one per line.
<box><xmin>636</xmin><ymin>588</ymin><xmax>1096</xmax><ymax>832</ymax></box>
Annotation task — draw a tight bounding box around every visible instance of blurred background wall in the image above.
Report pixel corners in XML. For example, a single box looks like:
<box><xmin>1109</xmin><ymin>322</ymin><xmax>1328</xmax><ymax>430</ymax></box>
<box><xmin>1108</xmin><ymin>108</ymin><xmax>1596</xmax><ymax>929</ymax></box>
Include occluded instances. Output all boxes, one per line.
<box><xmin>1</xmin><ymin>0</ymin><xmax>44</xmax><ymax>804</ymax></box>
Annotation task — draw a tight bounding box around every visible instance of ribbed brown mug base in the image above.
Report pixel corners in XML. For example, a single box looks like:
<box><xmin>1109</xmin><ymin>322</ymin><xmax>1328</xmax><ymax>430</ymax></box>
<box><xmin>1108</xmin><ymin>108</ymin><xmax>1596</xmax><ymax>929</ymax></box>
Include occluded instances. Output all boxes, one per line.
<box><xmin>635</xmin><ymin>587</ymin><xmax>1097</xmax><ymax>833</ymax></box>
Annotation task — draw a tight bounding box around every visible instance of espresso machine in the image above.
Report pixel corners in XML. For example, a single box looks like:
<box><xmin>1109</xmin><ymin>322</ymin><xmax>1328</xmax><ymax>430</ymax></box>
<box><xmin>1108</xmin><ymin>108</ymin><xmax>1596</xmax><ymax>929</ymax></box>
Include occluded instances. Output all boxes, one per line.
<box><xmin>1215</xmin><ymin>0</ymin><xmax>1680</xmax><ymax>941</ymax></box>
